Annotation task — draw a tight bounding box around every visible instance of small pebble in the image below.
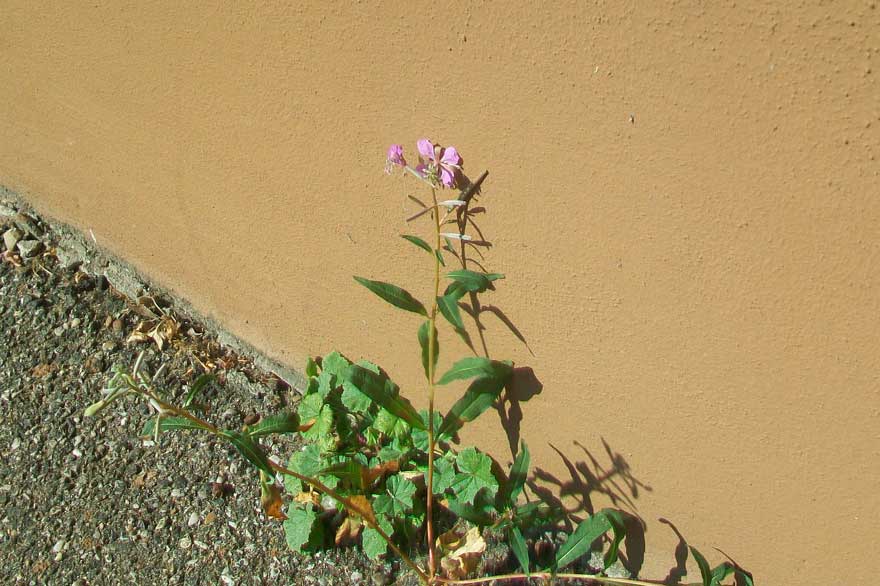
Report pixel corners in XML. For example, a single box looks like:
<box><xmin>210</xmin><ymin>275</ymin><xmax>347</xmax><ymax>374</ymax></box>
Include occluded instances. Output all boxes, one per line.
<box><xmin>111</xmin><ymin>319</ymin><xmax>123</xmax><ymax>334</ymax></box>
<box><xmin>54</xmin><ymin>326</ymin><xmax>65</xmax><ymax>337</ymax></box>
<box><xmin>71</xmin><ymin>317</ymin><xmax>81</xmax><ymax>328</ymax></box>
<box><xmin>178</xmin><ymin>537</ymin><xmax>192</xmax><ymax>550</ymax></box>
<box><xmin>170</xmin><ymin>488</ymin><xmax>184</xmax><ymax>498</ymax></box>
<box><xmin>187</xmin><ymin>512</ymin><xmax>199</xmax><ymax>527</ymax></box>
<box><xmin>102</xmin><ymin>341</ymin><xmax>116</xmax><ymax>352</ymax></box>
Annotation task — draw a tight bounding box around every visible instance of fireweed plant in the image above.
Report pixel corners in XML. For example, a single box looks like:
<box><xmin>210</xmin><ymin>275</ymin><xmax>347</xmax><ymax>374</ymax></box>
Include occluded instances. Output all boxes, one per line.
<box><xmin>85</xmin><ymin>139</ymin><xmax>753</xmax><ymax>586</ymax></box>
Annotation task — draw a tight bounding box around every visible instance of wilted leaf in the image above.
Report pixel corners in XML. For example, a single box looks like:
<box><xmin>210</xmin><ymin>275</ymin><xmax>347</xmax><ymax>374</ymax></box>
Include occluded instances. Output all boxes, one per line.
<box><xmin>335</xmin><ymin>516</ymin><xmax>363</xmax><ymax>546</ymax></box>
<box><xmin>260</xmin><ymin>474</ymin><xmax>287</xmax><ymax>520</ymax></box>
<box><xmin>438</xmin><ymin>526</ymin><xmax>486</xmax><ymax>580</ymax></box>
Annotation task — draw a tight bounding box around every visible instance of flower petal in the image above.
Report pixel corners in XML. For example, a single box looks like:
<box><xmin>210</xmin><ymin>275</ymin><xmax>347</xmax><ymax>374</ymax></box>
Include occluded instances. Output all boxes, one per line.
<box><xmin>386</xmin><ymin>144</ymin><xmax>406</xmax><ymax>167</ymax></box>
<box><xmin>440</xmin><ymin>146</ymin><xmax>462</xmax><ymax>167</ymax></box>
<box><xmin>417</xmin><ymin>138</ymin><xmax>436</xmax><ymax>161</ymax></box>
<box><xmin>439</xmin><ymin>166</ymin><xmax>456</xmax><ymax>187</ymax></box>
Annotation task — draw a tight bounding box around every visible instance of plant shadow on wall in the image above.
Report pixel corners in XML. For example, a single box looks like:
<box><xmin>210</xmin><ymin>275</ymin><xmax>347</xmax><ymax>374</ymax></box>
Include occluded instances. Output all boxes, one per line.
<box><xmin>84</xmin><ymin>139</ymin><xmax>753</xmax><ymax>586</ymax></box>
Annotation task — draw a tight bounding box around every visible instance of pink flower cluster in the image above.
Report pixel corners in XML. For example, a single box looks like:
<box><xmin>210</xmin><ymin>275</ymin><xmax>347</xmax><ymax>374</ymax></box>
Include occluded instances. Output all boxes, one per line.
<box><xmin>385</xmin><ymin>139</ymin><xmax>463</xmax><ymax>188</ymax></box>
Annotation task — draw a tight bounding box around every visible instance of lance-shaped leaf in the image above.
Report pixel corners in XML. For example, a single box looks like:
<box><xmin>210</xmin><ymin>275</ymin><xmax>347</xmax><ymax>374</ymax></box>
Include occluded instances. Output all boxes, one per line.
<box><xmin>418</xmin><ymin>320</ymin><xmax>438</xmax><ymax>381</ymax></box>
<box><xmin>500</xmin><ymin>441</ymin><xmax>530</xmax><ymax>509</ymax></box>
<box><xmin>509</xmin><ymin>526</ymin><xmax>530</xmax><ymax>576</ymax></box>
<box><xmin>400</xmin><ymin>234</ymin><xmax>445</xmax><ymax>266</ymax></box>
<box><xmin>183</xmin><ymin>373</ymin><xmax>216</xmax><ymax>408</ymax></box>
<box><xmin>344</xmin><ymin>364</ymin><xmax>425</xmax><ymax>430</ymax></box>
<box><xmin>689</xmin><ymin>546</ymin><xmax>713</xmax><ymax>586</ymax></box>
<box><xmin>554</xmin><ymin>511</ymin><xmax>613</xmax><ymax>571</ymax></box>
<box><xmin>601</xmin><ymin>509</ymin><xmax>627</xmax><ymax>569</ymax></box>
<box><xmin>437</xmin><ymin>294</ymin><xmax>465</xmax><ymax>330</ymax></box>
<box><xmin>353</xmin><ymin>276</ymin><xmax>427</xmax><ymax>316</ymax></box>
<box><xmin>446</xmin><ymin>270</ymin><xmax>505</xmax><ymax>293</ymax></box>
<box><xmin>246</xmin><ymin>412</ymin><xmax>302</xmax><ymax>438</ymax></box>
<box><xmin>220</xmin><ymin>430</ymin><xmax>274</xmax><ymax>476</ymax></box>
<box><xmin>438</xmin><ymin>376</ymin><xmax>506</xmax><ymax>439</ymax></box>
<box><xmin>437</xmin><ymin>357</ymin><xmax>512</xmax><ymax>386</ymax></box>
<box><xmin>141</xmin><ymin>416</ymin><xmax>209</xmax><ymax>438</ymax></box>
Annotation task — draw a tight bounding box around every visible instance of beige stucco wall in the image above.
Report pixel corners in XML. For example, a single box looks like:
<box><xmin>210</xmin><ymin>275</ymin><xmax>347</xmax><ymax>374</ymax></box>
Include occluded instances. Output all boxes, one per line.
<box><xmin>2</xmin><ymin>2</ymin><xmax>878</xmax><ymax>583</ymax></box>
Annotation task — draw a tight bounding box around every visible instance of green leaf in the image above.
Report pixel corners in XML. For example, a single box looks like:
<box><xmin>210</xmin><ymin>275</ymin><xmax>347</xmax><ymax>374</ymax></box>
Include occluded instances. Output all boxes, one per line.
<box><xmin>353</xmin><ymin>276</ymin><xmax>427</xmax><ymax>316</ymax></box>
<box><xmin>711</xmin><ymin>563</ymin><xmax>735</xmax><ymax>586</ymax></box>
<box><xmin>341</xmin><ymin>380</ymin><xmax>373</xmax><ymax>413</ymax></box>
<box><xmin>320</xmin><ymin>351</ymin><xmax>350</xmax><ymax>379</ymax></box>
<box><xmin>601</xmin><ymin>509</ymin><xmax>627</xmax><ymax>569</ymax></box>
<box><xmin>418</xmin><ymin>320</ymin><xmax>438</xmax><ymax>381</ymax></box>
<box><xmin>432</xmin><ymin>455</ymin><xmax>456</xmax><ymax>494</ymax></box>
<box><xmin>438</xmin><ymin>376</ymin><xmax>506</xmax><ymax>439</ymax></box>
<box><xmin>435</xmin><ymin>249</ymin><xmax>446</xmax><ymax>267</ymax></box>
<box><xmin>246</xmin><ymin>412</ymin><xmax>300</xmax><ymax>437</ymax></box>
<box><xmin>315</xmin><ymin>370</ymin><xmax>336</xmax><ymax>398</ymax></box>
<box><xmin>509</xmin><ymin>526</ymin><xmax>530</xmax><ymax>576</ymax></box>
<box><xmin>283</xmin><ymin>506</ymin><xmax>319</xmax><ymax>553</ymax></box>
<box><xmin>183</xmin><ymin>373</ymin><xmax>216</xmax><ymax>408</ymax></box>
<box><xmin>344</xmin><ymin>365</ymin><xmax>424</xmax><ymax>430</ymax></box>
<box><xmin>305</xmin><ymin>357</ymin><xmax>319</xmax><ymax>378</ymax></box>
<box><xmin>362</xmin><ymin>514</ymin><xmax>394</xmax><ymax>560</ymax></box>
<box><xmin>445</xmin><ymin>491</ymin><xmax>497</xmax><ymax>526</ymax></box>
<box><xmin>446</xmin><ymin>270</ymin><xmax>504</xmax><ymax>293</ymax></box>
<box><xmin>372</xmin><ymin>407</ymin><xmax>411</xmax><ymax>438</ymax></box>
<box><xmin>437</xmin><ymin>294</ymin><xmax>465</xmax><ymax>331</ymax></box>
<box><xmin>373</xmin><ymin>475</ymin><xmax>416</xmax><ymax>518</ymax></box>
<box><xmin>689</xmin><ymin>546</ymin><xmax>713</xmax><ymax>586</ymax></box>
<box><xmin>285</xmin><ymin>444</ymin><xmax>338</xmax><ymax>495</ymax></box>
<box><xmin>554</xmin><ymin>512</ymin><xmax>613</xmax><ymax>571</ymax></box>
<box><xmin>437</xmin><ymin>357</ymin><xmax>512</xmax><ymax>386</ymax></box>
<box><xmin>320</xmin><ymin>459</ymin><xmax>366</xmax><ymax>490</ymax></box>
<box><xmin>413</xmin><ymin>409</ymin><xmax>442</xmax><ymax>452</ymax></box>
<box><xmin>451</xmin><ymin>447</ymin><xmax>499</xmax><ymax>505</ymax></box>
<box><xmin>401</xmin><ymin>234</ymin><xmax>432</xmax><ymax>254</ymax></box>
<box><xmin>444</xmin><ymin>281</ymin><xmax>467</xmax><ymax>300</ymax></box>
<box><xmin>297</xmin><ymin>393</ymin><xmax>333</xmax><ymax>443</ymax></box>
<box><xmin>141</xmin><ymin>416</ymin><xmax>208</xmax><ymax>437</ymax></box>
<box><xmin>501</xmin><ymin>442</ymin><xmax>530</xmax><ymax>509</ymax></box>
<box><xmin>221</xmin><ymin>430</ymin><xmax>273</xmax><ymax>476</ymax></box>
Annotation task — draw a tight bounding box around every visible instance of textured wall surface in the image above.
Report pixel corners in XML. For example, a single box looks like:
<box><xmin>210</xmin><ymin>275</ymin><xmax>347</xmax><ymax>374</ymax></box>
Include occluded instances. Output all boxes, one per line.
<box><xmin>2</xmin><ymin>2</ymin><xmax>878</xmax><ymax>583</ymax></box>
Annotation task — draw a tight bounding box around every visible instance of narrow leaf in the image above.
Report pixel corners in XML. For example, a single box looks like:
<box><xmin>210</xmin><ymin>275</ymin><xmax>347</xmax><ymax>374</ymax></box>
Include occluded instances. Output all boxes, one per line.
<box><xmin>711</xmin><ymin>563</ymin><xmax>735</xmax><ymax>586</ymax></box>
<box><xmin>437</xmin><ymin>294</ymin><xmax>465</xmax><ymax>331</ymax></box>
<box><xmin>437</xmin><ymin>357</ymin><xmax>512</xmax><ymax>386</ymax></box>
<box><xmin>246</xmin><ymin>412</ymin><xmax>301</xmax><ymax>437</ymax></box>
<box><xmin>344</xmin><ymin>365</ymin><xmax>425</xmax><ymax>430</ymax></box>
<box><xmin>509</xmin><ymin>526</ymin><xmax>530</xmax><ymax>576</ymax></box>
<box><xmin>353</xmin><ymin>276</ymin><xmax>427</xmax><ymax>316</ymax></box>
<box><xmin>503</xmin><ymin>442</ymin><xmax>530</xmax><ymax>508</ymax></box>
<box><xmin>446</xmin><ymin>270</ymin><xmax>491</xmax><ymax>293</ymax></box>
<box><xmin>438</xmin><ymin>376</ymin><xmax>506</xmax><ymax>439</ymax></box>
<box><xmin>221</xmin><ymin>430</ymin><xmax>274</xmax><ymax>476</ymax></box>
<box><xmin>418</xmin><ymin>321</ymin><xmax>438</xmax><ymax>381</ymax></box>
<box><xmin>689</xmin><ymin>546</ymin><xmax>713</xmax><ymax>586</ymax></box>
<box><xmin>183</xmin><ymin>373</ymin><xmax>216</xmax><ymax>408</ymax></box>
<box><xmin>554</xmin><ymin>512</ymin><xmax>612</xmax><ymax>571</ymax></box>
<box><xmin>601</xmin><ymin>509</ymin><xmax>627</xmax><ymax>569</ymax></box>
<box><xmin>141</xmin><ymin>416</ymin><xmax>208</xmax><ymax>437</ymax></box>
<box><xmin>401</xmin><ymin>234</ymin><xmax>433</xmax><ymax>255</ymax></box>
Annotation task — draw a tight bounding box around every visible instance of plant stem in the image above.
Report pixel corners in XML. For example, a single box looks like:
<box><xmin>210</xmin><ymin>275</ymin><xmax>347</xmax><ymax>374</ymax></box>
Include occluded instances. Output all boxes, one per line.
<box><xmin>425</xmin><ymin>186</ymin><xmax>442</xmax><ymax>580</ymax></box>
<box><xmin>133</xmin><ymin>381</ymin><xmax>432</xmax><ymax>583</ymax></box>
<box><xmin>438</xmin><ymin>572</ymin><xmax>673</xmax><ymax>586</ymax></box>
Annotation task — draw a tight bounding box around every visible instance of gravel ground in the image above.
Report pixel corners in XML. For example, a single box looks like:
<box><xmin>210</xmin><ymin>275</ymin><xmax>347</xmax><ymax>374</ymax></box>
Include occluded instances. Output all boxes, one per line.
<box><xmin>0</xmin><ymin>205</ymin><xmax>396</xmax><ymax>585</ymax></box>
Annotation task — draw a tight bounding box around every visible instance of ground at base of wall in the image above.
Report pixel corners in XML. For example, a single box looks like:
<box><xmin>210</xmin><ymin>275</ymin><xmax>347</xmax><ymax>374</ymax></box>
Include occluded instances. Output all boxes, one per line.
<box><xmin>0</xmin><ymin>205</ymin><xmax>395</xmax><ymax>585</ymax></box>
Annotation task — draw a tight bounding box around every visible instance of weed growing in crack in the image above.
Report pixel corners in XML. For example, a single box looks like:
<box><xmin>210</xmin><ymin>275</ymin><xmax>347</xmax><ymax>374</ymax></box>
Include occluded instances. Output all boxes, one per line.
<box><xmin>86</xmin><ymin>139</ymin><xmax>753</xmax><ymax>586</ymax></box>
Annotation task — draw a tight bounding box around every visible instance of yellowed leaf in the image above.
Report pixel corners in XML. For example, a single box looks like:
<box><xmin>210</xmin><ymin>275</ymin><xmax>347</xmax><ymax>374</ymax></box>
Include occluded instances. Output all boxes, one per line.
<box><xmin>260</xmin><ymin>481</ymin><xmax>287</xmax><ymax>521</ymax></box>
<box><xmin>438</xmin><ymin>526</ymin><xmax>486</xmax><ymax>580</ymax></box>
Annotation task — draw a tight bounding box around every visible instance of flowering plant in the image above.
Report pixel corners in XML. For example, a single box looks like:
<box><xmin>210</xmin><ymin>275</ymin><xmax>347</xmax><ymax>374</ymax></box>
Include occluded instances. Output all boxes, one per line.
<box><xmin>85</xmin><ymin>139</ymin><xmax>752</xmax><ymax>586</ymax></box>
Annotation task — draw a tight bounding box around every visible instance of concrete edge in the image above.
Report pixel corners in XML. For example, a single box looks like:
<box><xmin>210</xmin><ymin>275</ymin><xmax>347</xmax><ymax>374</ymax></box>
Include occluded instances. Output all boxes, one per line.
<box><xmin>0</xmin><ymin>184</ymin><xmax>307</xmax><ymax>393</ymax></box>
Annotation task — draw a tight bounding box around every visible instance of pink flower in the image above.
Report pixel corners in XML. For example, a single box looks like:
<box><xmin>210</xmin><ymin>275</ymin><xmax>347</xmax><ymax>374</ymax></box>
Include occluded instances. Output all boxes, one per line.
<box><xmin>385</xmin><ymin>144</ymin><xmax>406</xmax><ymax>174</ymax></box>
<box><xmin>416</xmin><ymin>138</ymin><xmax>462</xmax><ymax>188</ymax></box>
